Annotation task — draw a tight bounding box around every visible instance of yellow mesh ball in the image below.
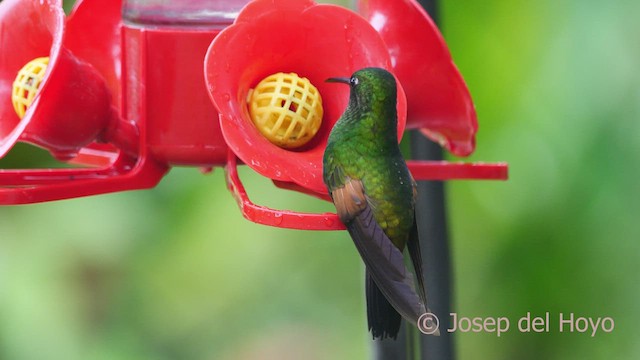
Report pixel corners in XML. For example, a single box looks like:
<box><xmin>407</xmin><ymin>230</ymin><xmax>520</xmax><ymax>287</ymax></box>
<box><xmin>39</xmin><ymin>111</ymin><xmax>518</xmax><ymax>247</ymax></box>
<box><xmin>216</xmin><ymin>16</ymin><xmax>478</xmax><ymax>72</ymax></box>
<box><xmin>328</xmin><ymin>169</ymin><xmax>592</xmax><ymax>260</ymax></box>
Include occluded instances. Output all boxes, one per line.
<box><xmin>12</xmin><ymin>57</ymin><xmax>49</xmax><ymax>119</ymax></box>
<box><xmin>247</xmin><ymin>72</ymin><xmax>323</xmax><ymax>149</ymax></box>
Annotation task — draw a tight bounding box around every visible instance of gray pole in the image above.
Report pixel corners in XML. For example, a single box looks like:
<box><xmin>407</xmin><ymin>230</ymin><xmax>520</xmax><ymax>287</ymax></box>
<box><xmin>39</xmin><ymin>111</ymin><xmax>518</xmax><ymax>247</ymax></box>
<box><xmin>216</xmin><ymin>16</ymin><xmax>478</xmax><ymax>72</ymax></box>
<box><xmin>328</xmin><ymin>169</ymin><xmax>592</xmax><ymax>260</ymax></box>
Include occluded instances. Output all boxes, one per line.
<box><xmin>373</xmin><ymin>0</ymin><xmax>455</xmax><ymax>359</ymax></box>
<box><xmin>411</xmin><ymin>1</ymin><xmax>455</xmax><ymax>358</ymax></box>
<box><xmin>410</xmin><ymin>135</ymin><xmax>455</xmax><ymax>360</ymax></box>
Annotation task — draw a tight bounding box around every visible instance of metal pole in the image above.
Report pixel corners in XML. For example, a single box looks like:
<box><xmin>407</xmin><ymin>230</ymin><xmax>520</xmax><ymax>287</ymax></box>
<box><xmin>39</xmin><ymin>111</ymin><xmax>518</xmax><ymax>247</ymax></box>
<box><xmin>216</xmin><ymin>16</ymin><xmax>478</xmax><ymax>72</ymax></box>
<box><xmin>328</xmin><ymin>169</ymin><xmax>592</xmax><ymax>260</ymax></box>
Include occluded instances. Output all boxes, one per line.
<box><xmin>411</xmin><ymin>1</ymin><xmax>455</xmax><ymax>358</ymax></box>
<box><xmin>410</xmin><ymin>135</ymin><xmax>455</xmax><ymax>360</ymax></box>
<box><xmin>373</xmin><ymin>0</ymin><xmax>455</xmax><ymax>359</ymax></box>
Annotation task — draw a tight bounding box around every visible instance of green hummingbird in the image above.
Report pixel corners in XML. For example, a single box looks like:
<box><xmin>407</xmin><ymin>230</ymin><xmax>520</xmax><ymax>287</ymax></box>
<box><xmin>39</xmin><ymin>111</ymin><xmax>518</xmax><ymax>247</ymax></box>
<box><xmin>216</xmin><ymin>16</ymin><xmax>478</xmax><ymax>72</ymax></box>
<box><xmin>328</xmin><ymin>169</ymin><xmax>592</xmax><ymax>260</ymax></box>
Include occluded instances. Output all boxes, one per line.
<box><xmin>323</xmin><ymin>67</ymin><xmax>435</xmax><ymax>339</ymax></box>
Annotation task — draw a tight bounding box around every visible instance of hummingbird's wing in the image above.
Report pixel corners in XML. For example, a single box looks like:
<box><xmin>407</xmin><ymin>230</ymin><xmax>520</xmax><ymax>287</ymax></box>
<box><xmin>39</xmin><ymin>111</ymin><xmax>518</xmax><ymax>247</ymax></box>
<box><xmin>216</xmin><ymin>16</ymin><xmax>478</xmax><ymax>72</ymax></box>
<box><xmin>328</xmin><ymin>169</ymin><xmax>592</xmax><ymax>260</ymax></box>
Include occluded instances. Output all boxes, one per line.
<box><xmin>407</xmin><ymin>216</ymin><xmax>429</xmax><ymax>311</ymax></box>
<box><xmin>407</xmin><ymin>180</ymin><xmax>429</xmax><ymax>310</ymax></box>
<box><xmin>328</xmin><ymin>175</ymin><xmax>427</xmax><ymax>329</ymax></box>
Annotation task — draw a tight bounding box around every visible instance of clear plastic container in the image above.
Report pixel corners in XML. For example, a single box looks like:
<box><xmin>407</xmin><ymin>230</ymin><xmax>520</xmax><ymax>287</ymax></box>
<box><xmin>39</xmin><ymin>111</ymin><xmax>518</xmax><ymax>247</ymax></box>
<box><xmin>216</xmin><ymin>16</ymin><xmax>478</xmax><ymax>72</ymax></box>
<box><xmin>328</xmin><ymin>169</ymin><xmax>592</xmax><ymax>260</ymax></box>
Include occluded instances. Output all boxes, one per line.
<box><xmin>122</xmin><ymin>0</ymin><xmax>251</xmax><ymax>28</ymax></box>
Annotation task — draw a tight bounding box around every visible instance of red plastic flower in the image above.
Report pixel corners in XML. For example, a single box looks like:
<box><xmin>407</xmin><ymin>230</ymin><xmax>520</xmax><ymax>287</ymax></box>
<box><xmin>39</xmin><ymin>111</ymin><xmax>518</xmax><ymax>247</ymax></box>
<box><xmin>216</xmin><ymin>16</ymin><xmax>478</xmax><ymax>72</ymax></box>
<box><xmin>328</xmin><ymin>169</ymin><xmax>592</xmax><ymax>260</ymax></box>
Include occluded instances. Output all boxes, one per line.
<box><xmin>0</xmin><ymin>0</ymin><xmax>67</xmax><ymax>158</ymax></box>
<box><xmin>0</xmin><ymin>0</ymin><xmax>165</xmax><ymax>205</ymax></box>
<box><xmin>205</xmin><ymin>0</ymin><xmax>408</xmax><ymax>194</ymax></box>
<box><xmin>0</xmin><ymin>0</ymin><xmax>126</xmax><ymax>161</ymax></box>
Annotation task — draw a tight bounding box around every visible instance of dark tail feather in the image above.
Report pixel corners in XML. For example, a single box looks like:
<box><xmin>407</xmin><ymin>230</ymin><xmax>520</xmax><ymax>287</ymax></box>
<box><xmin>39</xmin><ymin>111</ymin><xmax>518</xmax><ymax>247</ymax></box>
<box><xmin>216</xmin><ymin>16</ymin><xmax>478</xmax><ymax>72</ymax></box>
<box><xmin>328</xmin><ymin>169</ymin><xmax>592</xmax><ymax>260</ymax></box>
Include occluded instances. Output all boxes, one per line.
<box><xmin>366</xmin><ymin>270</ymin><xmax>401</xmax><ymax>340</ymax></box>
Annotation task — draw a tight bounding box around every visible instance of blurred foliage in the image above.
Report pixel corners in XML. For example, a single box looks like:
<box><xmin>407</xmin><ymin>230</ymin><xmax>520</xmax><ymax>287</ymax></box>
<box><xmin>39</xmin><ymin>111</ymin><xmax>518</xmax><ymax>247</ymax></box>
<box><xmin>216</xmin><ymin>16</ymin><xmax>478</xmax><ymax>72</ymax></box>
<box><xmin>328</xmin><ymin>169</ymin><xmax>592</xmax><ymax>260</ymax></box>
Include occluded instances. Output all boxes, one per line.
<box><xmin>443</xmin><ymin>0</ymin><xmax>640</xmax><ymax>359</ymax></box>
<box><xmin>1</xmin><ymin>0</ymin><xmax>639</xmax><ymax>359</ymax></box>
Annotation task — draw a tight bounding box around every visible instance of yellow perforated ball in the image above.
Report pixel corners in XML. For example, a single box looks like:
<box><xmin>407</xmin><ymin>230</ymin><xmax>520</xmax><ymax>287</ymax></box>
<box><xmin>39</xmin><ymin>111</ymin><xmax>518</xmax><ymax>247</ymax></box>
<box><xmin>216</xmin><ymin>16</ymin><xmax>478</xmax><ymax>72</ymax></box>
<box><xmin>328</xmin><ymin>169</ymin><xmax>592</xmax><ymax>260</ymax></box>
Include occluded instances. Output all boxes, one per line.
<box><xmin>12</xmin><ymin>57</ymin><xmax>49</xmax><ymax>119</ymax></box>
<box><xmin>247</xmin><ymin>72</ymin><xmax>323</xmax><ymax>149</ymax></box>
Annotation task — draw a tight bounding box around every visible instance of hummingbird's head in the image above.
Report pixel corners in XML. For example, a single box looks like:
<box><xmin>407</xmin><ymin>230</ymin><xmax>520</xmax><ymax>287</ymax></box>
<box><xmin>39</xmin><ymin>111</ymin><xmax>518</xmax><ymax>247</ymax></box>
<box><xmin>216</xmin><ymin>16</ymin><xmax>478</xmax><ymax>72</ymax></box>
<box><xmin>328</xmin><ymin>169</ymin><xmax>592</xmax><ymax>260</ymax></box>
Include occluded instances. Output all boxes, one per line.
<box><xmin>327</xmin><ymin>67</ymin><xmax>397</xmax><ymax>111</ymax></box>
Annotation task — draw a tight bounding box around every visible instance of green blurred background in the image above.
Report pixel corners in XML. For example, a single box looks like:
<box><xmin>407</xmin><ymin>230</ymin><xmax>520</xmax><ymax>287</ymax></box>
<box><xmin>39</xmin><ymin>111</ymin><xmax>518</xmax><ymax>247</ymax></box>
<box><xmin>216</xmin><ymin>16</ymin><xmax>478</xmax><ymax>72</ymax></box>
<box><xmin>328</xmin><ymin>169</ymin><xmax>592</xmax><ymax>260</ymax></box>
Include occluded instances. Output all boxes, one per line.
<box><xmin>1</xmin><ymin>0</ymin><xmax>639</xmax><ymax>359</ymax></box>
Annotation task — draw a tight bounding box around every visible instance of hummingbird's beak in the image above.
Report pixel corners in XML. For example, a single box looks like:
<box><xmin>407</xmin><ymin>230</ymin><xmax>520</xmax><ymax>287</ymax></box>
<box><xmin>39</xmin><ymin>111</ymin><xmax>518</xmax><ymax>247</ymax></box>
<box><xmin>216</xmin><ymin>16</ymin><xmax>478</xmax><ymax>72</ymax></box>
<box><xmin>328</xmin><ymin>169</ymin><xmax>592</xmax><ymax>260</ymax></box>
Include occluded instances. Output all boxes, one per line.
<box><xmin>326</xmin><ymin>77</ymin><xmax>351</xmax><ymax>84</ymax></box>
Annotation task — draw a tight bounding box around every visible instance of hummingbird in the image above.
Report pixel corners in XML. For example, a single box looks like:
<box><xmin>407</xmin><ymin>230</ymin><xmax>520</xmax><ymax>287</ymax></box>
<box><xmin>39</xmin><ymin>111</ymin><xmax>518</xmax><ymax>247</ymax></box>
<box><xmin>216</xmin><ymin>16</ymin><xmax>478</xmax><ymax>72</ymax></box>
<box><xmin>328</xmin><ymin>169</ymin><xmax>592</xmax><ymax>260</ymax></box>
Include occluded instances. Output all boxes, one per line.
<box><xmin>323</xmin><ymin>67</ymin><xmax>434</xmax><ymax>339</ymax></box>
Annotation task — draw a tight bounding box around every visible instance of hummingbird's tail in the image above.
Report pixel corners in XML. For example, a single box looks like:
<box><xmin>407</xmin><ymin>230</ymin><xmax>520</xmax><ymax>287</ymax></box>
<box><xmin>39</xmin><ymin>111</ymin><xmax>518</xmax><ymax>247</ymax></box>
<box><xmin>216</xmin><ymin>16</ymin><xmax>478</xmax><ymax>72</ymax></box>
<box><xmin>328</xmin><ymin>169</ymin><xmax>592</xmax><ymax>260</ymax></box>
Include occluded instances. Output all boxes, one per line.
<box><xmin>366</xmin><ymin>270</ymin><xmax>401</xmax><ymax>340</ymax></box>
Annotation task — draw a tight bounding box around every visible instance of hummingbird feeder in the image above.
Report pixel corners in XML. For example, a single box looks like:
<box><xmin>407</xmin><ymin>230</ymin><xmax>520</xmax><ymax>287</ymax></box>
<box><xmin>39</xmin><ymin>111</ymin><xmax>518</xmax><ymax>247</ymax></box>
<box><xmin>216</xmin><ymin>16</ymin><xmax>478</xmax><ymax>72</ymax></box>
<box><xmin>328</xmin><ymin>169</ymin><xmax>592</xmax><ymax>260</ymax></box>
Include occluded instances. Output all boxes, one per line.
<box><xmin>0</xmin><ymin>0</ymin><xmax>507</xmax><ymax>230</ymax></box>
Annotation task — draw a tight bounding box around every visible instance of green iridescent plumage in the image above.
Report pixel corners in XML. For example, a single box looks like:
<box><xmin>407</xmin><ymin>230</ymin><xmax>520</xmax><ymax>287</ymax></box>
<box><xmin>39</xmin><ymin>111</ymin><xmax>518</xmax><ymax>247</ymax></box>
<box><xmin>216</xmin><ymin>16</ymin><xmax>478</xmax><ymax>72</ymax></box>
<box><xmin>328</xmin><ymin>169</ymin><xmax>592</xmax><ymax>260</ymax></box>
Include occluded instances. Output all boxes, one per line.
<box><xmin>324</xmin><ymin>69</ymin><xmax>414</xmax><ymax>246</ymax></box>
<box><xmin>323</xmin><ymin>68</ymin><xmax>432</xmax><ymax>339</ymax></box>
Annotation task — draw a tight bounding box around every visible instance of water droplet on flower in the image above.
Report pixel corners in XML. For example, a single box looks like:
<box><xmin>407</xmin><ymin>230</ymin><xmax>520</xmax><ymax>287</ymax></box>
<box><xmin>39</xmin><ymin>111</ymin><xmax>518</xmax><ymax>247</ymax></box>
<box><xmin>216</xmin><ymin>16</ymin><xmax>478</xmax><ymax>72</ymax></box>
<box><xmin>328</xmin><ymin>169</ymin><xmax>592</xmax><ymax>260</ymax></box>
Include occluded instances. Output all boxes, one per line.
<box><xmin>273</xmin><ymin>212</ymin><xmax>283</xmax><ymax>225</ymax></box>
<box><xmin>325</xmin><ymin>217</ymin><xmax>335</xmax><ymax>227</ymax></box>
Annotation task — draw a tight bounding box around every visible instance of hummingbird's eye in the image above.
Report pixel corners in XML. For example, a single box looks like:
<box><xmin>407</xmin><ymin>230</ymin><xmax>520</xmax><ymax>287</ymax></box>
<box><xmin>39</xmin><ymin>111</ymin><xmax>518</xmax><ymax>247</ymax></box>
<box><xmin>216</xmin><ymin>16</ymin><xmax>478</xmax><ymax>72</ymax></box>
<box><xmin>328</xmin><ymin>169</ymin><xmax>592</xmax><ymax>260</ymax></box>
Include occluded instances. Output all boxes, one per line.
<box><xmin>350</xmin><ymin>76</ymin><xmax>359</xmax><ymax>86</ymax></box>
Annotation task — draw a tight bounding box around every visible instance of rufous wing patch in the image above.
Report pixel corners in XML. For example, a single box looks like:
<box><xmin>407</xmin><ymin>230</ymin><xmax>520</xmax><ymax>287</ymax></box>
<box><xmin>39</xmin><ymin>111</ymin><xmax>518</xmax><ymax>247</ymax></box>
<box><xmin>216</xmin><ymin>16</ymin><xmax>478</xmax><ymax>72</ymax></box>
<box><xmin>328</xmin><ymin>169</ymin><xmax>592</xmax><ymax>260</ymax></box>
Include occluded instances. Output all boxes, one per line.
<box><xmin>332</xmin><ymin>178</ymin><xmax>367</xmax><ymax>223</ymax></box>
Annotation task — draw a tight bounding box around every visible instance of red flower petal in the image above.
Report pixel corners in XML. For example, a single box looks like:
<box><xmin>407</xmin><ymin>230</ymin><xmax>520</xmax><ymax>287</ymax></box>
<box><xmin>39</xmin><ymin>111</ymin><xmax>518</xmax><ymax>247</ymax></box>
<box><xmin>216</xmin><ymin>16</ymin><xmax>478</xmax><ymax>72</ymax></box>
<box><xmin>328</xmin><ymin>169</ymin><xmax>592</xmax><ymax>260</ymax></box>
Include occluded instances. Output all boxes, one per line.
<box><xmin>359</xmin><ymin>0</ymin><xmax>477</xmax><ymax>156</ymax></box>
<box><xmin>65</xmin><ymin>0</ymin><xmax>122</xmax><ymax>106</ymax></box>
